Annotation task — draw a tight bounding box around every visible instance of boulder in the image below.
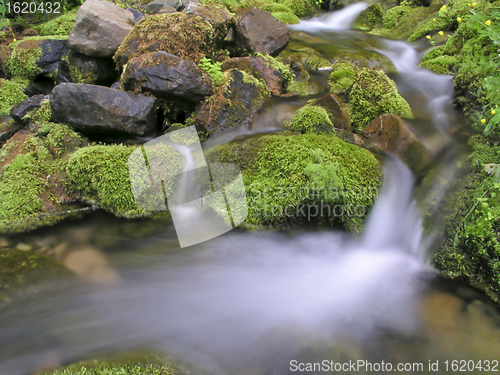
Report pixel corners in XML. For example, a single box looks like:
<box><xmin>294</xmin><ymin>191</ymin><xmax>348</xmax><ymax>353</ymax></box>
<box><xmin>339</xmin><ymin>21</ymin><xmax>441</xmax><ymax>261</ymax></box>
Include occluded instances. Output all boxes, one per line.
<box><xmin>145</xmin><ymin>0</ymin><xmax>179</xmax><ymax>13</ymax></box>
<box><xmin>10</xmin><ymin>94</ymin><xmax>48</xmax><ymax>125</ymax></box>
<box><xmin>363</xmin><ymin>114</ymin><xmax>431</xmax><ymax>172</ymax></box>
<box><xmin>56</xmin><ymin>50</ymin><xmax>117</xmax><ymax>85</ymax></box>
<box><xmin>114</xmin><ymin>12</ymin><xmax>216</xmax><ymax>68</ymax></box>
<box><xmin>158</xmin><ymin>6</ymin><xmax>177</xmax><ymax>13</ymax></box>
<box><xmin>221</xmin><ymin>56</ymin><xmax>282</xmax><ymax>96</ymax></box>
<box><xmin>311</xmin><ymin>94</ymin><xmax>351</xmax><ymax>132</ymax></box>
<box><xmin>126</xmin><ymin>7</ymin><xmax>146</xmax><ymax>23</ymax></box>
<box><xmin>121</xmin><ymin>51</ymin><xmax>213</xmax><ymax>101</ymax></box>
<box><xmin>50</xmin><ymin>83</ymin><xmax>158</xmax><ymax>138</ymax></box>
<box><xmin>69</xmin><ymin>0</ymin><xmax>135</xmax><ymax>58</ymax></box>
<box><xmin>233</xmin><ymin>7</ymin><xmax>290</xmax><ymax>56</ymax></box>
<box><xmin>189</xmin><ymin>69</ymin><xmax>270</xmax><ymax>136</ymax></box>
<box><xmin>182</xmin><ymin>3</ymin><xmax>232</xmax><ymax>27</ymax></box>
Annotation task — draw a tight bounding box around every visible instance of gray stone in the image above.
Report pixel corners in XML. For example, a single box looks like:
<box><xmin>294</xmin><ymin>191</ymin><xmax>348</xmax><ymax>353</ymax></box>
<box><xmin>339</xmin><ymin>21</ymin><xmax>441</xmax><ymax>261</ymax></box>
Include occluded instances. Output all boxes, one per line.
<box><xmin>145</xmin><ymin>0</ymin><xmax>179</xmax><ymax>13</ymax></box>
<box><xmin>126</xmin><ymin>7</ymin><xmax>146</xmax><ymax>23</ymax></box>
<box><xmin>50</xmin><ymin>83</ymin><xmax>158</xmax><ymax>138</ymax></box>
<box><xmin>69</xmin><ymin>0</ymin><xmax>135</xmax><ymax>58</ymax></box>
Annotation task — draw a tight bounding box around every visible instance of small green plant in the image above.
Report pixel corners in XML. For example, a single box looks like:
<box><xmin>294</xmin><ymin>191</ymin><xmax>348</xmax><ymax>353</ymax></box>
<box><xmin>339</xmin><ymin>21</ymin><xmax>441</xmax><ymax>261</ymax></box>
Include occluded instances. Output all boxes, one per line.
<box><xmin>198</xmin><ymin>57</ymin><xmax>224</xmax><ymax>86</ymax></box>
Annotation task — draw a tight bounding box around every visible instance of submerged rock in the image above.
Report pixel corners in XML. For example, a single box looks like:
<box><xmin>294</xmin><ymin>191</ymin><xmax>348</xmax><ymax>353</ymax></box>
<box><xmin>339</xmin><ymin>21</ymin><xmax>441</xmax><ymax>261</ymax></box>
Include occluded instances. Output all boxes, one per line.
<box><xmin>50</xmin><ymin>83</ymin><xmax>158</xmax><ymax>138</ymax></box>
<box><xmin>363</xmin><ymin>114</ymin><xmax>431</xmax><ymax>172</ymax></box>
<box><xmin>207</xmin><ymin>132</ymin><xmax>381</xmax><ymax>231</ymax></box>
<box><xmin>188</xmin><ymin>69</ymin><xmax>270</xmax><ymax>137</ymax></box>
<box><xmin>233</xmin><ymin>7</ymin><xmax>290</xmax><ymax>56</ymax></box>
<box><xmin>121</xmin><ymin>51</ymin><xmax>213</xmax><ymax>101</ymax></box>
<box><xmin>69</xmin><ymin>0</ymin><xmax>135</xmax><ymax>58</ymax></box>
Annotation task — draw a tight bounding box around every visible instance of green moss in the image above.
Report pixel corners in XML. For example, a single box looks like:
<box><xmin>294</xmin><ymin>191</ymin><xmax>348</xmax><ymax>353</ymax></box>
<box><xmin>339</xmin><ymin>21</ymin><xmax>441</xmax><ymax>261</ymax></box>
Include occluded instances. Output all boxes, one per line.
<box><xmin>382</xmin><ymin>5</ymin><xmax>413</xmax><ymax>29</ymax></box>
<box><xmin>353</xmin><ymin>3</ymin><xmax>385</xmax><ymax>31</ymax></box>
<box><xmin>275</xmin><ymin>0</ymin><xmax>318</xmax><ymax>18</ymax></box>
<box><xmin>34</xmin><ymin>8</ymin><xmax>79</xmax><ymax>36</ymax></box>
<box><xmin>328</xmin><ymin>61</ymin><xmax>360</xmax><ymax>95</ymax></box>
<box><xmin>419</xmin><ymin>54</ymin><xmax>459</xmax><ymax>74</ymax></box>
<box><xmin>207</xmin><ymin>133</ymin><xmax>381</xmax><ymax>231</ymax></box>
<box><xmin>198</xmin><ymin>57</ymin><xmax>223</xmax><ymax>85</ymax></box>
<box><xmin>349</xmin><ymin>68</ymin><xmax>413</xmax><ymax>132</ymax></box>
<box><xmin>253</xmin><ymin>52</ymin><xmax>294</xmax><ymax>86</ymax></box>
<box><xmin>0</xmin><ymin>249</ymin><xmax>71</xmax><ymax>309</ymax></box>
<box><xmin>22</xmin><ymin>98</ymin><xmax>52</xmax><ymax>123</ymax></box>
<box><xmin>433</xmin><ymin>137</ymin><xmax>500</xmax><ymax>302</ymax></box>
<box><xmin>0</xmin><ymin>78</ymin><xmax>29</xmax><ymax>116</ymax></box>
<box><xmin>65</xmin><ymin>144</ymin><xmax>183</xmax><ymax>217</ymax></box>
<box><xmin>285</xmin><ymin>105</ymin><xmax>334</xmax><ymax>134</ymax></box>
<box><xmin>271</xmin><ymin>11</ymin><xmax>301</xmax><ymax>24</ymax></box>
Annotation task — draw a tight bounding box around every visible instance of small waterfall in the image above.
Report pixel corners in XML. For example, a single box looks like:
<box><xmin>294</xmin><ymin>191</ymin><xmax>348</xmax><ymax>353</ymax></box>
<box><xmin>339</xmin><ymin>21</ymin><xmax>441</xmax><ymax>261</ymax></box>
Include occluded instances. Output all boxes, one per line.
<box><xmin>289</xmin><ymin>2</ymin><xmax>369</xmax><ymax>31</ymax></box>
<box><xmin>0</xmin><ymin>159</ymin><xmax>430</xmax><ymax>375</ymax></box>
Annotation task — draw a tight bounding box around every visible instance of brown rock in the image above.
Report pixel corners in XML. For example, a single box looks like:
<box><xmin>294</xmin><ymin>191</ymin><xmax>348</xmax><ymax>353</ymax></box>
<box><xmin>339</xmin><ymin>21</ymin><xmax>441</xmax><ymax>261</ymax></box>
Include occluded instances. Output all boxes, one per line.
<box><xmin>221</xmin><ymin>56</ymin><xmax>282</xmax><ymax>96</ymax></box>
<box><xmin>311</xmin><ymin>94</ymin><xmax>350</xmax><ymax>132</ymax></box>
<box><xmin>233</xmin><ymin>7</ymin><xmax>290</xmax><ymax>56</ymax></box>
<box><xmin>363</xmin><ymin>113</ymin><xmax>431</xmax><ymax>172</ymax></box>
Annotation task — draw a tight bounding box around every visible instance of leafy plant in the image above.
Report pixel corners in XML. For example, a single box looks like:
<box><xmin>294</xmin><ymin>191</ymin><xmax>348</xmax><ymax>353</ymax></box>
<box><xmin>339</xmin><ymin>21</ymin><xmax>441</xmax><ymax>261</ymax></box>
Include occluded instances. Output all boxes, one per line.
<box><xmin>198</xmin><ymin>57</ymin><xmax>224</xmax><ymax>86</ymax></box>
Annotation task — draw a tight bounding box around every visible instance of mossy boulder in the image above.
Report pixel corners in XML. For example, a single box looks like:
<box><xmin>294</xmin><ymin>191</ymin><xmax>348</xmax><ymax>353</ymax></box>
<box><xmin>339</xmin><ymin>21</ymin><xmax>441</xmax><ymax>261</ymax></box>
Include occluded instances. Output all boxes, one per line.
<box><xmin>285</xmin><ymin>105</ymin><xmax>334</xmax><ymax>134</ymax></box>
<box><xmin>419</xmin><ymin>54</ymin><xmax>459</xmax><ymax>74</ymax></box>
<box><xmin>57</xmin><ymin>50</ymin><xmax>117</xmax><ymax>85</ymax></box>
<box><xmin>433</xmin><ymin>137</ymin><xmax>500</xmax><ymax>302</ymax></box>
<box><xmin>349</xmin><ymin>68</ymin><xmax>413</xmax><ymax>132</ymax></box>
<box><xmin>328</xmin><ymin>60</ymin><xmax>360</xmax><ymax>95</ymax></box>
<box><xmin>331</xmin><ymin>51</ymin><xmax>397</xmax><ymax>75</ymax></box>
<box><xmin>353</xmin><ymin>3</ymin><xmax>385</xmax><ymax>31</ymax></box>
<box><xmin>114</xmin><ymin>12</ymin><xmax>218</xmax><ymax>69</ymax></box>
<box><xmin>280</xmin><ymin>44</ymin><xmax>332</xmax><ymax>71</ymax></box>
<box><xmin>382</xmin><ymin>5</ymin><xmax>413</xmax><ymax>29</ymax></box>
<box><xmin>0</xmin><ymin>123</ymin><xmax>88</xmax><ymax>234</ymax></box>
<box><xmin>207</xmin><ymin>132</ymin><xmax>381</xmax><ymax>231</ymax></box>
<box><xmin>0</xmin><ymin>78</ymin><xmax>29</xmax><ymax>116</ymax></box>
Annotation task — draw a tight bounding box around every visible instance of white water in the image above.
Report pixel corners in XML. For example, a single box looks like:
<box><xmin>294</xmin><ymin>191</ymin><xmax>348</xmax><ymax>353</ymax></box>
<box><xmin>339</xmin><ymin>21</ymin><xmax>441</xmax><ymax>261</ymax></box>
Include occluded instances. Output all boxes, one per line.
<box><xmin>289</xmin><ymin>2</ymin><xmax>369</xmax><ymax>31</ymax></box>
<box><xmin>0</xmin><ymin>159</ymin><xmax>430</xmax><ymax>375</ymax></box>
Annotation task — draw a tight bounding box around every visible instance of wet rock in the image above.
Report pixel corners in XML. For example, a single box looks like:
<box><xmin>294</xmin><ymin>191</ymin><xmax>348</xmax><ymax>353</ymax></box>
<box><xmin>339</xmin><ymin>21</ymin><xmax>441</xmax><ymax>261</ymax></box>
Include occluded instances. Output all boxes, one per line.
<box><xmin>189</xmin><ymin>68</ymin><xmax>270</xmax><ymax>137</ymax></box>
<box><xmin>56</xmin><ymin>50</ymin><xmax>116</xmax><ymax>85</ymax></box>
<box><xmin>0</xmin><ymin>119</ymin><xmax>22</xmax><ymax>147</ymax></box>
<box><xmin>15</xmin><ymin>243</ymin><xmax>32</xmax><ymax>251</ymax></box>
<box><xmin>337</xmin><ymin>131</ymin><xmax>365</xmax><ymax>146</ymax></box>
<box><xmin>353</xmin><ymin>3</ymin><xmax>384</xmax><ymax>31</ymax></box>
<box><xmin>363</xmin><ymin>114</ymin><xmax>431</xmax><ymax>172</ymax></box>
<box><xmin>37</xmin><ymin>39</ymin><xmax>70</xmax><ymax>77</ymax></box>
<box><xmin>233</xmin><ymin>7</ymin><xmax>290</xmax><ymax>56</ymax></box>
<box><xmin>179</xmin><ymin>0</ymin><xmax>200</xmax><ymax>10</ymax></box>
<box><xmin>182</xmin><ymin>3</ymin><xmax>232</xmax><ymax>27</ymax></box>
<box><xmin>114</xmin><ymin>12</ymin><xmax>217</xmax><ymax>68</ymax></box>
<box><xmin>280</xmin><ymin>44</ymin><xmax>332</xmax><ymax>71</ymax></box>
<box><xmin>69</xmin><ymin>0</ymin><xmax>135</xmax><ymax>58</ymax></box>
<box><xmin>51</xmin><ymin>83</ymin><xmax>158</xmax><ymax>138</ymax></box>
<box><xmin>63</xmin><ymin>246</ymin><xmax>120</xmax><ymax>285</ymax></box>
<box><xmin>10</xmin><ymin>94</ymin><xmax>48</xmax><ymax>125</ymax></box>
<box><xmin>121</xmin><ymin>51</ymin><xmax>213</xmax><ymax>101</ymax></box>
<box><xmin>221</xmin><ymin>56</ymin><xmax>282</xmax><ymax>96</ymax></box>
<box><xmin>311</xmin><ymin>94</ymin><xmax>351</xmax><ymax>132</ymax></box>
<box><xmin>145</xmin><ymin>0</ymin><xmax>179</xmax><ymax>13</ymax></box>
<box><xmin>126</xmin><ymin>7</ymin><xmax>146</xmax><ymax>23</ymax></box>
<box><xmin>24</xmin><ymin>79</ymin><xmax>54</xmax><ymax>96</ymax></box>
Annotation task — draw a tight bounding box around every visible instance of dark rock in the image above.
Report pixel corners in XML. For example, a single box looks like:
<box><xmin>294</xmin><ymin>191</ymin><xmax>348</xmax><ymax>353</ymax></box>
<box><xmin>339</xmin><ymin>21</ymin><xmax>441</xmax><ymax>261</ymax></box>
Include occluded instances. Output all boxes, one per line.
<box><xmin>24</xmin><ymin>78</ymin><xmax>54</xmax><ymax>96</ymax></box>
<box><xmin>69</xmin><ymin>0</ymin><xmax>135</xmax><ymax>58</ymax></box>
<box><xmin>182</xmin><ymin>3</ymin><xmax>231</xmax><ymax>27</ymax></box>
<box><xmin>233</xmin><ymin>7</ymin><xmax>290</xmax><ymax>56</ymax></box>
<box><xmin>311</xmin><ymin>94</ymin><xmax>350</xmax><ymax>132</ymax></box>
<box><xmin>56</xmin><ymin>50</ymin><xmax>117</xmax><ymax>85</ymax></box>
<box><xmin>122</xmin><ymin>51</ymin><xmax>212</xmax><ymax>101</ymax></box>
<box><xmin>126</xmin><ymin>7</ymin><xmax>145</xmax><ymax>23</ymax></box>
<box><xmin>189</xmin><ymin>68</ymin><xmax>269</xmax><ymax>137</ymax></box>
<box><xmin>10</xmin><ymin>94</ymin><xmax>47</xmax><ymax>125</ymax></box>
<box><xmin>0</xmin><ymin>118</ymin><xmax>22</xmax><ymax>147</ymax></box>
<box><xmin>13</xmin><ymin>38</ymin><xmax>69</xmax><ymax>79</ymax></box>
<box><xmin>221</xmin><ymin>56</ymin><xmax>282</xmax><ymax>96</ymax></box>
<box><xmin>50</xmin><ymin>83</ymin><xmax>158</xmax><ymax>138</ymax></box>
<box><xmin>336</xmin><ymin>131</ymin><xmax>364</xmax><ymax>146</ymax></box>
<box><xmin>111</xmin><ymin>81</ymin><xmax>121</xmax><ymax>89</ymax></box>
<box><xmin>363</xmin><ymin>114</ymin><xmax>431</xmax><ymax>172</ymax></box>
<box><xmin>145</xmin><ymin>0</ymin><xmax>179</xmax><ymax>13</ymax></box>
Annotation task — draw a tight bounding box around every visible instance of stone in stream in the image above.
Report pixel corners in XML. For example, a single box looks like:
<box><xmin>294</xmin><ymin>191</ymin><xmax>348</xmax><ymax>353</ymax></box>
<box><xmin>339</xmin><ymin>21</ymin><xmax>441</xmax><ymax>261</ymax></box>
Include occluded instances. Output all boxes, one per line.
<box><xmin>50</xmin><ymin>83</ymin><xmax>158</xmax><ymax>138</ymax></box>
<box><xmin>221</xmin><ymin>56</ymin><xmax>283</xmax><ymax>96</ymax></box>
<box><xmin>311</xmin><ymin>94</ymin><xmax>351</xmax><ymax>132</ymax></box>
<box><xmin>363</xmin><ymin>113</ymin><xmax>431</xmax><ymax>172</ymax></box>
<box><xmin>233</xmin><ymin>7</ymin><xmax>290</xmax><ymax>56</ymax></box>
<box><xmin>121</xmin><ymin>51</ymin><xmax>213</xmax><ymax>101</ymax></box>
<box><xmin>69</xmin><ymin>0</ymin><xmax>135</xmax><ymax>58</ymax></box>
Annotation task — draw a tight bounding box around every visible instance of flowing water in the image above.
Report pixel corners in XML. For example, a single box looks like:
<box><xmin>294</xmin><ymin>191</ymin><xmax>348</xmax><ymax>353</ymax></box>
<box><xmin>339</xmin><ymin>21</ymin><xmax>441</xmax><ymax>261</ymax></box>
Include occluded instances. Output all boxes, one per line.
<box><xmin>2</xmin><ymin>5</ymin><xmax>500</xmax><ymax>375</ymax></box>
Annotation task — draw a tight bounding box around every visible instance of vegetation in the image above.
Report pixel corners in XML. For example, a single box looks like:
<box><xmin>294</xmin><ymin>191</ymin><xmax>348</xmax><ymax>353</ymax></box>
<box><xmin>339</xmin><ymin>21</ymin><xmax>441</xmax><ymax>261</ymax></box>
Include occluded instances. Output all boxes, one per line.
<box><xmin>198</xmin><ymin>57</ymin><xmax>223</xmax><ymax>85</ymax></box>
<box><xmin>328</xmin><ymin>61</ymin><xmax>360</xmax><ymax>95</ymax></box>
<box><xmin>285</xmin><ymin>105</ymin><xmax>334</xmax><ymax>134</ymax></box>
<box><xmin>0</xmin><ymin>78</ymin><xmax>28</xmax><ymax>116</ymax></box>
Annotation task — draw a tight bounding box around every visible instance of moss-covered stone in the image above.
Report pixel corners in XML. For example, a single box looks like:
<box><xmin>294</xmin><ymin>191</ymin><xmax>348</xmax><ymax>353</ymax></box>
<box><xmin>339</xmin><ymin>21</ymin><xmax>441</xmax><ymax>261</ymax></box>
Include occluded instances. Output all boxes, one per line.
<box><xmin>328</xmin><ymin>61</ymin><xmax>360</xmax><ymax>95</ymax></box>
<box><xmin>21</xmin><ymin>98</ymin><xmax>52</xmax><ymax>123</ymax></box>
<box><xmin>0</xmin><ymin>248</ymin><xmax>71</xmax><ymax>309</ymax></box>
<box><xmin>65</xmin><ymin>144</ymin><xmax>183</xmax><ymax>217</ymax></box>
<box><xmin>0</xmin><ymin>78</ymin><xmax>29</xmax><ymax>116</ymax></box>
<box><xmin>382</xmin><ymin>5</ymin><xmax>413</xmax><ymax>29</ymax></box>
<box><xmin>114</xmin><ymin>12</ymin><xmax>217</xmax><ymax>69</ymax></box>
<box><xmin>349</xmin><ymin>68</ymin><xmax>413</xmax><ymax>132</ymax></box>
<box><xmin>285</xmin><ymin>105</ymin><xmax>334</xmax><ymax>134</ymax></box>
<box><xmin>207</xmin><ymin>132</ymin><xmax>381</xmax><ymax>231</ymax></box>
<box><xmin>353</xmin><ymin>3</ymin><xmax>385</xmax><ymax>31</ymax></box>
<box><xmin>271</xmin><ymin>10</ymin><xmax>301</xmax><ymax>24</ymax></box>
<box><xmin>201</xmin><ymin>0</ymin><xmax>318</xmax><ymax>18</ymax></box>
<box><xmin>419</xmin><ymin>54</ymin><xmax>459</xmax><ymax>74</ymax></box>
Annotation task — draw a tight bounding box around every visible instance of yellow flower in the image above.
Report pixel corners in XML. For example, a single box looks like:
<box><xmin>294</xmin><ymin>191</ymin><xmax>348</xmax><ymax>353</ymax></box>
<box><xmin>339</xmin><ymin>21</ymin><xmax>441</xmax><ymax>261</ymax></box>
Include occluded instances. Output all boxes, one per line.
<box><xmin>471</xmin><ymin>2</ymin><xmax>477</xmax><ymax>6</ymax></box>
<box><xmin>492</xmin><ymin>109</ymin><xmax>497</xmax><ymax>115</ymax></box>
<box><xmin>485</xmin><ymin>20</ymin><xmax>492</xmax><ymax>26</ymax></box>
<box><xmin>481</xmin><ymin>119</ymin><xmax>487</xmax><ymax>124</ymax></box>
<box><xmin>426</xmin><ymin>35</ymin><xmax>432</xmax><ymax>39</ymax></box>
<box><xmin>12</xmin><ymin>38</ymin><xmax>16</xmax><ymax>42</ymax></box>
<box><xmin>433</xmin><ymin>18</ymin><xmax>437</xmax><ymax>22</ymax></box>
<box><xmin>440</xmin><ymin>5</ymin><xmax>447</xmax><ymax>10</ymax></box>
<box><xmin>457</xmin><ymin>16</ymin><xmax>462</xmax><ymax>23</ymax></box>
<box><xmin>438</xmin><ymin>31</ymin><xmax>444</xmax><ymax>36</ymax></box>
